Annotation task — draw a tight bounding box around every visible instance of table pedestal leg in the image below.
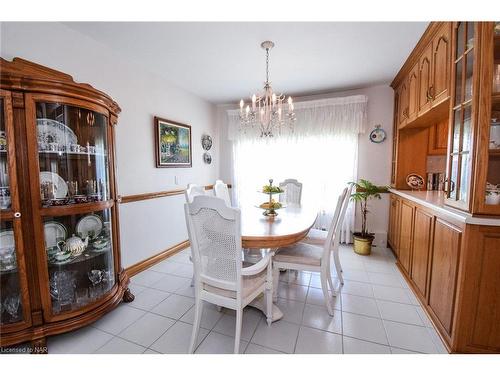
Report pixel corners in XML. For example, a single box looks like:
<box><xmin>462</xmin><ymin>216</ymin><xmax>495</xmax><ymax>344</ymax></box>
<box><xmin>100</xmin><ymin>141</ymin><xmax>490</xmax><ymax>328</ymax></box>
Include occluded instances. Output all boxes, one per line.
<box><xmin>248</xmin><ymin>295</ymin><xmax>284</xmax><ymax>322</ymax></box>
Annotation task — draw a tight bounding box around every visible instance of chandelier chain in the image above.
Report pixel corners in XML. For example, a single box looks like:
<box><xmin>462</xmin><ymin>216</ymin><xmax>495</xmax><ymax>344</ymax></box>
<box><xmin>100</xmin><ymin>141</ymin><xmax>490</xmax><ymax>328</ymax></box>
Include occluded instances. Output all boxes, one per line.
<box><xmin>265</xmin><ymin>47</ymin><xmax>270</xmax><ymax>84</ymax></box>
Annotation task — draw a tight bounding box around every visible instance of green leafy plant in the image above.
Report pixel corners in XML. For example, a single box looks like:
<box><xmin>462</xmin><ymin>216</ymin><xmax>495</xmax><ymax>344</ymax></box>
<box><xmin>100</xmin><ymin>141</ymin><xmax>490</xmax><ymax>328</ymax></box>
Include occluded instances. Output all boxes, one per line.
<box><xmin>349</xmin><ymin>179</ymin><xmax>388</xmax><ymax>238</ymax></box>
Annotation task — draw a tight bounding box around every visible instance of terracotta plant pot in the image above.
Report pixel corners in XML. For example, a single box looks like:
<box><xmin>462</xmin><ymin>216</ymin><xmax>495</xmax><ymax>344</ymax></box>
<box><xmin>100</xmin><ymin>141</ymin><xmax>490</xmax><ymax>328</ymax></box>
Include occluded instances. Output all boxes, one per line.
<box><xmin>353</xmin><ymin>233</ymin><xmax>374</xmax><ymax>255</ymax></box>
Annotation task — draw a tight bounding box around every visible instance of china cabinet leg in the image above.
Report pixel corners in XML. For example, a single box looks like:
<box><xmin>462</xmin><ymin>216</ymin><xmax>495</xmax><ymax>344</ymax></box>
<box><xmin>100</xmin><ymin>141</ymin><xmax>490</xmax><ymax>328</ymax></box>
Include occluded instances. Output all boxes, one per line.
<box><xmin>122</xmin><ymin>288</ymin><xmax>135</xmax><ymax>303</ymax></box>
<box><xmin>30</xmin><ymin>338</ymin><xmax>48</xmax><ymax>354</ymax></box>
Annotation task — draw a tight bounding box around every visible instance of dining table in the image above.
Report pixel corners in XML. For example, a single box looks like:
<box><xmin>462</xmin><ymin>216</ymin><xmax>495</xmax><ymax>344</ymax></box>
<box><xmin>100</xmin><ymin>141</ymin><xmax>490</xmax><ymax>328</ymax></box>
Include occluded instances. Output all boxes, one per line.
<box><xmin>240</xmin><ymin>204</ymin><xmax>318</xmax><ymax>321</ymax></box>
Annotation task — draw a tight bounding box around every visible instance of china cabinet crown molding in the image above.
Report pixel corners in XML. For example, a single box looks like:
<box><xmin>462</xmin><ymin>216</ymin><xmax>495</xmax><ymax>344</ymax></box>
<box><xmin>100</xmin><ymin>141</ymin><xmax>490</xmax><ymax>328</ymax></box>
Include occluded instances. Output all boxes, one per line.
<box><xmin>0</xmin><ymin>58</ymin><xmax>121</xmax><ymax>116</ymax></box>
<box><xmin>0</xmin><ymin>58</ymin><xmax>131</xmax><ymax>352</ymax></box>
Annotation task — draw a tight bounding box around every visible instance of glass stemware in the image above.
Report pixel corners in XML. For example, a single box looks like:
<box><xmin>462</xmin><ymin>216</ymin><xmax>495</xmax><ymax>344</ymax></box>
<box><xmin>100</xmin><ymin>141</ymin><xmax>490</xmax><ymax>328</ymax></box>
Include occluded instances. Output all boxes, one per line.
<box><xmin>4</xmin><ymin>294</ymin><xmax>20</xmax><ymax>320</ymax></box>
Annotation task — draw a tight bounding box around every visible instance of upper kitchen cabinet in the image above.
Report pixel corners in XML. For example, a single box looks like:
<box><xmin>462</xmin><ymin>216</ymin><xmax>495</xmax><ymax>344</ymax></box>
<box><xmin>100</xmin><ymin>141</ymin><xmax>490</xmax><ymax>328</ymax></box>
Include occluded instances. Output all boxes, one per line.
<box><xmin>432</xmin><ymin>23</ymin><xmax>452</xmax><ymax>106</ymax></box>
<box><xmin>417</xmin><ymin>42</ymin><xmax>433</xmax><ymax>116</ymax></box>
<box><xmin>393</xmin><ymin>23</ymin><xmax>452</xmax><ymax>129</ymax></box>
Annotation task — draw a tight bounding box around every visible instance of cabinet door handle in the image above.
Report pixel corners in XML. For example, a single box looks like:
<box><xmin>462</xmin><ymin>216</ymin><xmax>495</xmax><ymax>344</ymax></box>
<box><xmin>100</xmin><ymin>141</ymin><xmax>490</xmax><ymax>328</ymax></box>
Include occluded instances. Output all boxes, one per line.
<box><xmin>428</xmin><ymin>85</ymin><xmax>435</xmax><ymax>100</ymax></box>
<box><xmin>14</xmin><ymin>212</ymin><xmax>21</xmax><ymax>218</ymax></box>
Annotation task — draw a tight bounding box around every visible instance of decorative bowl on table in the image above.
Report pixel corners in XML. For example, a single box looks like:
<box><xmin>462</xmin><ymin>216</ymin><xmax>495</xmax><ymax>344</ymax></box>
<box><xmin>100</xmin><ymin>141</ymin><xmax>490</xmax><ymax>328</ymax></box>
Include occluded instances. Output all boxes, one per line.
<box><xmin>258</xmin><ymin>179</ymin><xmax>284</xmax><ymax>217</ymax></box>
<box><xmin>258</xmin><ymin>200</ymin><xmax>283</xmax><ymax>217</ymax></box>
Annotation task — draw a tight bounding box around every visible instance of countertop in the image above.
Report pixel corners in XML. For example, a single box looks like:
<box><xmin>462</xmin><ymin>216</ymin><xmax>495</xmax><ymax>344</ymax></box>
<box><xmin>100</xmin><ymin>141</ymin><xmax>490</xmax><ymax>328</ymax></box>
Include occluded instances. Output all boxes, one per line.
<box><xmin>389</xmin><ymin>189</ymin><xmax>500</xmax><ymax>226</ymax></box>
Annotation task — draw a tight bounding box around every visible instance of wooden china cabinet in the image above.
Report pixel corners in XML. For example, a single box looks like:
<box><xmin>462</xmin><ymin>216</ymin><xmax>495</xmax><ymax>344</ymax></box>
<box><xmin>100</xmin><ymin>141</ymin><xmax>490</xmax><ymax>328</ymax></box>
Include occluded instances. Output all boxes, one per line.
<box><xmin>389</xmin><ymin>22</ymin><xmax>500</xmax><ymax>353</ymax></box>
<box><xmin>441</xmin><ymin>22</ymin><xmax>500</xmax><ymax>215</ymax></box>
<box><xmin>0</xmin><ymin>58</ymin><xmax>133</xmax><ymax>352</ymax></box>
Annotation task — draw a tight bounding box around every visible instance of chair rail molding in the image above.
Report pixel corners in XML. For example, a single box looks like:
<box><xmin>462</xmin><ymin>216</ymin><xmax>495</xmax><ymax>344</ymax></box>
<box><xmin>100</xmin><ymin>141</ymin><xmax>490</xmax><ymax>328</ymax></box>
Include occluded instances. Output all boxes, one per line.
<box><xmin>120</xmin><ymin>184</ymin><xmax>232</xmax><ymax>204</ymax></box>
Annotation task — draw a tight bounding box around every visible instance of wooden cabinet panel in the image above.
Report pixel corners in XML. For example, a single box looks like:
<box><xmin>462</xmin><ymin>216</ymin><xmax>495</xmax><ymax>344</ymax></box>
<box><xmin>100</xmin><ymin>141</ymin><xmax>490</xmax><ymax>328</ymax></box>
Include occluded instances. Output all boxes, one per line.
<box><xmin>411</xmin><ymin>208</ymin><xmax>433</xmax><ymax>297</ymax></box>
<box><xmin>470</xmin><ymin>233</ymin><xmax>500</xmax><ymax>350</ymax></box>
<box><xmin>407</xmin><ymin>63</ymin><xmax>419</xmax><ymax>122</ymax></box>
<box><xmin>428</xmin><ymin>119</ymin><xmax>449</xmax><ymax>155</ymax></box>
<box><xmin>418</xmin><ymin>43</ymin><xmax>433</xmax><ymax>115</ymax></box>
<box><xmin>432</xmin><ymin>23</ymin><xmax>451</xmax><ymax>105</ymax></box>
<box><xmin>428</xmin><ymin>218</ymin><xmax>462</xmax><ymax>334</ymax></box>
<box><xmin>457</xmin><ymin>227</ymin><xmax>500</xmax><ymax>352</ymax></box>
<box><xmin>397</xmin><ymin>82</ymin><xmax>408</xmax><ymax>128</ymax></box>
<box><xmin>399</xmin><ymin>201</ymin><xmax>414</xmax><ymax>274</ymax></box>
<box><xmin>388</xmin><ymin>195</ymin><xmax>401</xmax><ymax>254</ymax></box>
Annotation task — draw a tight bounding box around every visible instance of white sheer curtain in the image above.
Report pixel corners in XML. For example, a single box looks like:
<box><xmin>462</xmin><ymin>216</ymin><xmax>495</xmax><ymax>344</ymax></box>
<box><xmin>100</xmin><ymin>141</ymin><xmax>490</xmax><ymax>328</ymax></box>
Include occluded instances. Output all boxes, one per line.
<box><xmin>227</xmin><ymin>95</ymin><xmax>367</xmax><ymax>243</ymax></box>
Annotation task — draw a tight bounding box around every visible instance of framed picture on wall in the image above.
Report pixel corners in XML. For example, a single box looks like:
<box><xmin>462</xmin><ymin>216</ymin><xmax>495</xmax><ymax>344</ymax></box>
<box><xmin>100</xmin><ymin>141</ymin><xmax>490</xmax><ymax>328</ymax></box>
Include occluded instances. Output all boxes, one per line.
<box><xmin>154</xmin><ymin>116</ymin><xmax>192</xmax><ymax>168</ymax></box>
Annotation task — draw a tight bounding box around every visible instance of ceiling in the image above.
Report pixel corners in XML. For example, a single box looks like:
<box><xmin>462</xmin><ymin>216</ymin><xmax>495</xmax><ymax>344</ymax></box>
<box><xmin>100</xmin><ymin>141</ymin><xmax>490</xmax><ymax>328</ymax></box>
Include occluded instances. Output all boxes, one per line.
<box><xmin>64</xmin><ymin>22</ymin><xmax>428</xmax><ymax>104</ymax></box>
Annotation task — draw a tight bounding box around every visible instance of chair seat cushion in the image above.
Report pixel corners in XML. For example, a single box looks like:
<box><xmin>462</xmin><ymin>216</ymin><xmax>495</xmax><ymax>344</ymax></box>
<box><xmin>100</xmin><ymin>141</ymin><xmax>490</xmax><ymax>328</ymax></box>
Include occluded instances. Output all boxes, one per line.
<box><xmin>301</xmin><ymin>228</ymin><xmax>327</xmax><ymax>246</ymax></box>
<box><xmin>274</xmin><ymin>242</ymin><xmax>323</xmax><ymax>266</ymax></box>
<box><xmin>203</xmin><ymin>267</ymin><xmax>266</xmax><ymax>299</ymax></box>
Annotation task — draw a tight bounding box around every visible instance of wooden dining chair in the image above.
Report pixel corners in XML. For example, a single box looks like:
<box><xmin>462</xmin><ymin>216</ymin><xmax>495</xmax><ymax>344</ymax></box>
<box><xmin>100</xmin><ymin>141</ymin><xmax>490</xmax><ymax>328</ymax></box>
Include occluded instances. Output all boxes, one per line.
<box><xmin>273</xmin><ymin>187</ymin><xmax>348</xmax><ymax>315</ymax></box>
<box><xmin>279</xmin><ymin>179</ymin><xmax>303</xmax><ymax>205</ymax></box>
<box><xmin>214</xmin><ymin>179</ymin><xmax>232</xmax><ymax>207</ymax></box>
<box><xmin>301</xmin><ymin>184</ymin><xmax>353</xmax><ymax>286</ymax></box>
<box><xmin>185</xmin><ymin>183</ymin><xmax>206</xmax><ymax>203</ymax></box>
<box><xmin>184</xmin><ymin>195</ymin><xmax>273</xmax><ymax>354</ymax></box>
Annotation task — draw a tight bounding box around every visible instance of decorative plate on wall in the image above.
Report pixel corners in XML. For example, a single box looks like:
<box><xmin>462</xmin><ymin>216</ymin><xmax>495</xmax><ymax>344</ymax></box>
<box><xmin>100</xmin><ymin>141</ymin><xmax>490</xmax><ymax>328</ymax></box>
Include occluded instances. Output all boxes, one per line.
<box><xmin>202</xmin><ymin>134</ymin><xmax>213</xmax><ymax>151</ymax></box>
<box><xmin>369</xmin><ymin>125</ymin><xmax>386</xmax><ymax>143</ymax></box>
<box><xmin>203</xmin><ymin>152</ymin><xmax>212</xmax><ymax>165</ymax></box>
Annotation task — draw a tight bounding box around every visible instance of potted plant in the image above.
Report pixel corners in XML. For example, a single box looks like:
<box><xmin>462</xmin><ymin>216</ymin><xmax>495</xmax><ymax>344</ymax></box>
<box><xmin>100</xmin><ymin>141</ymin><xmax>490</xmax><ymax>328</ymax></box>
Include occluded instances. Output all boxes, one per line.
<box><xmin>349</xmin><ymin>179</ymin><xmax>387</xmax><ymax>255</ymax></box>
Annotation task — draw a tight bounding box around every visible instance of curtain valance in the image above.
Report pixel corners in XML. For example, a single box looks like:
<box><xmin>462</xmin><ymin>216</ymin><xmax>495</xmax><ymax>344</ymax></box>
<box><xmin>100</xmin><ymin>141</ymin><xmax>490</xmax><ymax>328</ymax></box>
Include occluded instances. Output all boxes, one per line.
<box><xmin>226</xmin><ymin>94</ymin><xmax>368</xmax><ymax>141</ymax></box>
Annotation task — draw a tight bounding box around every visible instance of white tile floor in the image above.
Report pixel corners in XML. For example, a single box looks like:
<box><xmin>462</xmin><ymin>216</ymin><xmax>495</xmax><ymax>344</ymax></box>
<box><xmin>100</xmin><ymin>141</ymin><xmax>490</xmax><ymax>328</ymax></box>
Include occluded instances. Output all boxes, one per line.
<box><xmin>45</xmin><ymin>245</ymin><xmax>449</xmax><ymax>354</ymax></box>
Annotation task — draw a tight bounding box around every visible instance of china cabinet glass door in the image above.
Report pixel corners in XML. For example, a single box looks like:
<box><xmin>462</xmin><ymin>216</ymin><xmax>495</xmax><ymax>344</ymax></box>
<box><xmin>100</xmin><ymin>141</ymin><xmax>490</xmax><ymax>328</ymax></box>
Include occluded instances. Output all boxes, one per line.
<box><xmin>33</xmin><ymin>98</ymin><xmax>116</xmax><ymax>317</ymax></box>
<box><xmin>1</xmin><ymin>91</ymin><xmax>30</xmax><ymax>329</ymax></box>
<box><xmin>484</xmin><ymin>22</ymin><xmax>500</xmax><ymax>208</ymax></box>
<box><xmin>447</xmin><ymin>22</ymin><xmax>476</xmax><ymax>208</ymax></box>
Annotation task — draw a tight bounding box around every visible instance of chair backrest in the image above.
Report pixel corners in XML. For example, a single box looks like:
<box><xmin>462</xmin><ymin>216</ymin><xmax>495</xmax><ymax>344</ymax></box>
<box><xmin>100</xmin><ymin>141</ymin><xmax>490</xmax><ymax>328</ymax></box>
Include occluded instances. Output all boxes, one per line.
<box><xmin>214</xmin><ymin>180</ymin><xmax>231</xmax><ymax>207</ymax></box>
<box><xmin>338</xmin><ymin>184</ymin><xmax>354</xmax><ymax>232</ymax></box>
<box><xmin>185</xmin><ymin>183</ymin><xmax>206</xmax><ymax>203</ymax></box>
<box><xmin>279</xmin><ymin>179</ymin><xmax>303</xmax><ymax>205</ymax></box>
<box><xmin>321</xmin><ymin>187</ymin><xmax>348</xmax><ymax>265</ymax></box>
<box><xmin>184</xmin><ymin>195</ymin><xmax>243</xmax><ymax>294</ymax></box>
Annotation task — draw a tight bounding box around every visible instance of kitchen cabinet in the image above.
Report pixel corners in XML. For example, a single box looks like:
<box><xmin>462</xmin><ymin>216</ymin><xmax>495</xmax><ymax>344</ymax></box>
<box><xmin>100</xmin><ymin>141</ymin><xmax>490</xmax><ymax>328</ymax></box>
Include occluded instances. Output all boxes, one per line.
<box><xmin>388</xmin><ymin>194</ymin><xmax>401</xmax><ymax>253</ymax></box>
<box><xmin>428</xmin><ymin>218</ymin><xmax>462</xmax><ymax>335</ymax></box>
<box><xmin>428</xmin><ymin>119</ymin><xmax>449</xmax><ymax>155</ymax></box>
<box><xmin>397</xmin><ymin>82</ymin><xmax>408</xmax><ymax>128</ymax></box>
<box><xmin>418</xmin><ymin>43</ymin><xmax>434</xmax><ymax>115</ymax></box>
<box><xmin>408</xmin><ymin>63</ymin><xmax>419</xmax><ymax>122</ymax></box>
<box><xmin>432</xmin><ymin>23</ymin><xmax>452</xmax><ymax>106</ymax></box>
<box><xmin>410</xmin><ymin>207</ymin><xmax>433</xmax><ymax>298</ymax></box>
<box><xmin>388</xmin><ymin>191</ymin><xmax>500</xmax><ymax>353</ymax></box>
<box><xmin>398</xmin><ymin>200</ymin><xmax>414</xmax><ymax>274</ymax></box>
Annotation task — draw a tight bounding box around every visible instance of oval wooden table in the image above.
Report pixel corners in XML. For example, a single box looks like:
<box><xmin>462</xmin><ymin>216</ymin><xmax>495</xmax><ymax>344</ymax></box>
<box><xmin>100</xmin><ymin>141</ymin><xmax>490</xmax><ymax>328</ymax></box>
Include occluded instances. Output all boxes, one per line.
<box><xmin>240</xmin><ymin>204</ymin><xmax>318</xmax><ymax>321</ymax></box>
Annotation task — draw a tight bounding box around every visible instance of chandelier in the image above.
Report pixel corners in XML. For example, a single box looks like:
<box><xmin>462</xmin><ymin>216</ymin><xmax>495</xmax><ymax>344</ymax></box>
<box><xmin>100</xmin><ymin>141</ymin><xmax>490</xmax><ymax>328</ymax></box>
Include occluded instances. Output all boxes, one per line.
<box><xmin>239</xmin><ymin>41</ymin><xmax>295</xmax><ymax>137</ymax></box>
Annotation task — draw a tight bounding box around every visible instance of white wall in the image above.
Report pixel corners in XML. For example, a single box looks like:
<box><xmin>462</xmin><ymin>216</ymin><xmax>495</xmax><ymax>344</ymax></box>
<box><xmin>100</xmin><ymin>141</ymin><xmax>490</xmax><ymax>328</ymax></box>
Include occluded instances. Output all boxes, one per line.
<box><xmin>217</xmin><ymin>84</ymin><xmax>394</xmax><ymax>243</ymax></box>
<box><xmin>0</xmin><ymin>22</ymin><xmax>219</xmax><ymax>267</ymax></box>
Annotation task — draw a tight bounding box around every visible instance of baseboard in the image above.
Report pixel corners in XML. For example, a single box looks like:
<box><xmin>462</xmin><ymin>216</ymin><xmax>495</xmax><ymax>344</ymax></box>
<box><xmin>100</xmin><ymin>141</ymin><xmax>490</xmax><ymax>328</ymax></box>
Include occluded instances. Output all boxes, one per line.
<box><xmin>125</xmin><ymin>240</ymin><xmax>190</xmax><ymax>277</ymax></box>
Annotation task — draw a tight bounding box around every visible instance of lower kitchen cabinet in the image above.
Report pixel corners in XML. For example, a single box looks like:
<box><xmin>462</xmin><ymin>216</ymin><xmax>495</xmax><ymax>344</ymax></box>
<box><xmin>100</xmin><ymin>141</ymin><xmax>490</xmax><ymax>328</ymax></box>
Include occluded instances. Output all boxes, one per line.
<box><xmin>427</xmin><ymin>218</ymin><xmax>462</xmax><ymax>335</ymax></box>
<box><xmin>388</xmin><ymin>191</ymin><xmax>500</xmax><ymax>353</ymax></box>
<box><xmin>388</xmin><ymin>195</ymin><xmax>401</xmax><ymax>254</ymax></box>
<box><xmin>410</xmin><ymin>207</ymin><xmax>433</xmax><ymax>298</ymax></box>
<box><xmin>398</xmin><ymin>201</ymin><xmax>414</xmax><ymax>274</ymax></box>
